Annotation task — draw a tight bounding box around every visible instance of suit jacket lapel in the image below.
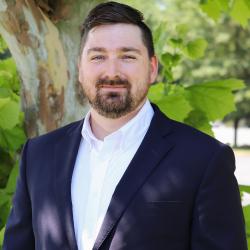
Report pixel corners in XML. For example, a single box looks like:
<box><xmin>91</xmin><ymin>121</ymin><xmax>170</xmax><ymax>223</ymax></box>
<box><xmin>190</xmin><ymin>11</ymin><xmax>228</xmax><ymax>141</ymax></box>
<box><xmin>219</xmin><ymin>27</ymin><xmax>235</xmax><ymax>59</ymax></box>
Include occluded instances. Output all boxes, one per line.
<box><xmin>93</xmin><ymin>106</ymin><xmax>175</xmax><ymax>250</ymax></box>
<box><xmin>54</xmin><ymin>120</ymin><xmax>83</xmax><ymax>250</ymax></box>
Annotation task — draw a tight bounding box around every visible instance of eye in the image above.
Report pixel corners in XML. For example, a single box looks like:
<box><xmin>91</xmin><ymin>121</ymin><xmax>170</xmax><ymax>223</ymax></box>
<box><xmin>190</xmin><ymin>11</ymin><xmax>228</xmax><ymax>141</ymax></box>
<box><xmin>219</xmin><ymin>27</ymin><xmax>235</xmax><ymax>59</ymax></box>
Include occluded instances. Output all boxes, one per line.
<box><xmin>121</xmin><ymin>55</ymin><xmax>136</xmax><ymax>60</ymax></box>
<box><xmin>90</xmin><ymin>55</ymin><xmax>105</xmax><ymax>61</ymax></box>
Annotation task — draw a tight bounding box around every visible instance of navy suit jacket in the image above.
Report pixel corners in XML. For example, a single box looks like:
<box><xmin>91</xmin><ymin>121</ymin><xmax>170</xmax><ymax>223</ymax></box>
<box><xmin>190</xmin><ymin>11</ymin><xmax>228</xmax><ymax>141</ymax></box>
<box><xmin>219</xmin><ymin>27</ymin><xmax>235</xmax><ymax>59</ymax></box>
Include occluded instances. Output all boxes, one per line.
<box><xmin>3</xmin><ymin>104</ymin><xmax>247</xmax><ymax>250</ymax></box>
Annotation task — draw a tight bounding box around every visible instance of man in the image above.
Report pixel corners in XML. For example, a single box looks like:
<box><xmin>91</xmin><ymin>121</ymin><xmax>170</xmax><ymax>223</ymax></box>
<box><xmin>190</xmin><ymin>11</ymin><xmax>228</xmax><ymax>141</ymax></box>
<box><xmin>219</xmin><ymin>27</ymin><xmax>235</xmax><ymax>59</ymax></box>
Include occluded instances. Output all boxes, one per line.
<box><xmin>3</xmin><ymin>2</ymin><xmax>247</xmax><ymax>250</ymax></box>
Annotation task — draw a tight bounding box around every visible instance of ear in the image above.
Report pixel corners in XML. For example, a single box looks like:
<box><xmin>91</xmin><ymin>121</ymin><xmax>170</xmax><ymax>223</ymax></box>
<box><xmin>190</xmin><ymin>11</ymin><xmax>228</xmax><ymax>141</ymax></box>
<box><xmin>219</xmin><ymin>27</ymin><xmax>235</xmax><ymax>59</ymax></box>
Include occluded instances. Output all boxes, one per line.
<box><xmin>149</xmin><ymin>55</ymin><xmax>158</xmax><ymax>84</ymax></box>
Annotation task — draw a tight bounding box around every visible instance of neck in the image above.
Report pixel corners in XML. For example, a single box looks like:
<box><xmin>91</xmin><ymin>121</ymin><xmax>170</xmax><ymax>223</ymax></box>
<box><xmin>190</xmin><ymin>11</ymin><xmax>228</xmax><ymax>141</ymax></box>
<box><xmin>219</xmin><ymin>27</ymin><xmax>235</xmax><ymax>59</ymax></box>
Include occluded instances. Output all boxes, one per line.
<box><xmin>89</xmin><ymin>99</ymin><xmax>146</xmax><ymax>140</ymax></box>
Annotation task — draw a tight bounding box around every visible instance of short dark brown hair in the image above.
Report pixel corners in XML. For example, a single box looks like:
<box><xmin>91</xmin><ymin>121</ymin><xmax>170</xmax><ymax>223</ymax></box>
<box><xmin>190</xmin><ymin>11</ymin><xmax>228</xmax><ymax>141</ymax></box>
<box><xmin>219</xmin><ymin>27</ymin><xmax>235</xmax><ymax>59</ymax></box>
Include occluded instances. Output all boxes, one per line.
<box><xmin>80</xmin><ymin>1</ymin><xmax>155</xmax><ymax>57</ymax></box>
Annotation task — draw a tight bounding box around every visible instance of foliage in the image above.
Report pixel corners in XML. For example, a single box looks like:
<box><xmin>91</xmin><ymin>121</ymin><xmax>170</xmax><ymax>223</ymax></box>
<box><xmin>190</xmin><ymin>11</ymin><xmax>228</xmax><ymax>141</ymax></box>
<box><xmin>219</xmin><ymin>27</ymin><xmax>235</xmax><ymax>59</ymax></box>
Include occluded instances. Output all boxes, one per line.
<box><xmin>200</xmin><ymin>0</ymin><xmax>250</xmax><ymax>27</ymax></box>
<box><xmin>148</xmin><ymin>78</ymin><xmax>245</xmax><ymax>135</ymax></box>
<box><xmin>239</xmin><ymin>185</ymin><xmax>250</xmax><ymax>195</ymax></box>
<box><xmin>0</xmin><ymin>37</ymin><xmax>25</xmax><ymax>247</ymax></box>
<box><xmin>243</xmin><ymin>205</ymin><xmax>250</xmax><ymax>249</ymax></box>
<box><xmin>240</xmin><ymin>185</ymin><xmax>250</xmax><ymax>248</ymax></box>
<box><xmin>186</xmin><ymin>15</ymin><xmax>250</xmax><ymax>129</ymax></box>
<box><xmin>198</xmin><ymin>0</ymin><xmax>250</xmax><ymax>129</ymax></box>
<box><xmin>225</xmin><ymin>89</ymin><xmax>250</xmax><ymax>132</ymax></box>
<box><xmin>149</xmin><ymin>19</ymin><xmax>245</xmax><ymax>135</ymax></box>
<box><xmin>147</xmin><ymin>14</ymin><xmax>245</xmax><ymax>135</ymax></box>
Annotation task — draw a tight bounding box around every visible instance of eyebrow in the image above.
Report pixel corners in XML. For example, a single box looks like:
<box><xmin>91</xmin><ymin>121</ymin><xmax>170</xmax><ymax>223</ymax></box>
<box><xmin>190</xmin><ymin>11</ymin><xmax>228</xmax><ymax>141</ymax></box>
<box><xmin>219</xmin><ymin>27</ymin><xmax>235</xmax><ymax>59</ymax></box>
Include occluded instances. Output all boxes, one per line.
<box><xmin>87</xmin><ymin>47</ymin><xmax>106</xmax><ymax>54</ymax></box>
<box><xmin>120</xmin><ymin>47</ymin><xmax>142</xmax><ymax>55</ymax></box>
<box><xmin>87</xmin><ymin>47</ymin><xmax>142</xmax><ymax>55</ymax></box>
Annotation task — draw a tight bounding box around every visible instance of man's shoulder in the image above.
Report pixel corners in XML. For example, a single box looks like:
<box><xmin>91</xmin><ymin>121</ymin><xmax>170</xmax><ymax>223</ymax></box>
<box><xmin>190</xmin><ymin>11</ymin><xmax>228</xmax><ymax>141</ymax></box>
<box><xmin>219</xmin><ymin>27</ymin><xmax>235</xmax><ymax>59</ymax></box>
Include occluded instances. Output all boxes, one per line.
<box><xmin>156</xmin><ymin>112</ymin><xmax>235</xmax><ymax>171</ymax></box>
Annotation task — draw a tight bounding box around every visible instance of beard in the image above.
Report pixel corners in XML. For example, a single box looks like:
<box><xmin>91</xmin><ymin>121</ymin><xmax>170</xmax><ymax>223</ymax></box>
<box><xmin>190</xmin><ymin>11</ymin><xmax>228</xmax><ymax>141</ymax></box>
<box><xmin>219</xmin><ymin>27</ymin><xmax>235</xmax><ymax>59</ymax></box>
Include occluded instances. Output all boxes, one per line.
<box><xmin>83</xmin><ymin>77</ymin><xmax>148</xmax><ymax>119</ymax></box>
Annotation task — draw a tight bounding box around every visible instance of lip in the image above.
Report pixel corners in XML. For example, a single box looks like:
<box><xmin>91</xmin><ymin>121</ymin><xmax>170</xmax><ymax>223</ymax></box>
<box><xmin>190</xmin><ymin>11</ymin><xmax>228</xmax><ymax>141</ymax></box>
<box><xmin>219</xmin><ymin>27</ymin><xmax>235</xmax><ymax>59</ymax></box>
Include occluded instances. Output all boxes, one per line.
<box><xmin>100</xmin><ymin>85</ymin><xmax>127</xmax><ymax>88</ymax></box>
<box><xmin>99</xmin><ymin>85</ymin><xmax>127</xmax><ymax>91</ymax></box>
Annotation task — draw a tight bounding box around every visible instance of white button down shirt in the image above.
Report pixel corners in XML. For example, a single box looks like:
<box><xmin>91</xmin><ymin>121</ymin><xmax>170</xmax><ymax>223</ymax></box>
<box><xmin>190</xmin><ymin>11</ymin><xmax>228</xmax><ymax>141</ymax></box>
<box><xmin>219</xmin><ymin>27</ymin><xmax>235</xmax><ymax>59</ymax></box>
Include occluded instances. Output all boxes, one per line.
<box><xmin>71</xmin><ymin>99</ymin><xmax>154</xmax><ymax>250</ymax></box>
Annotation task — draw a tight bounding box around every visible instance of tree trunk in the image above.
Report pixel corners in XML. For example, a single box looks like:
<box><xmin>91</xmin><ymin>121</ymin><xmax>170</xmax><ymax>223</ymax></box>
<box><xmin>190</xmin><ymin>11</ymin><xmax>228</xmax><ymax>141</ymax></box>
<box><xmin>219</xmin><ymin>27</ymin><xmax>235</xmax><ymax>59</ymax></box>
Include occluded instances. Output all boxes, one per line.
<box><xmin>233</xmin><ymin>118</ymin><xmax>239</xmax><ymax>147</ymax></box>
<box><xmin>0</xmin><ymin>0</ymin><xmax>103</xmax><ymax>137</ymax></box>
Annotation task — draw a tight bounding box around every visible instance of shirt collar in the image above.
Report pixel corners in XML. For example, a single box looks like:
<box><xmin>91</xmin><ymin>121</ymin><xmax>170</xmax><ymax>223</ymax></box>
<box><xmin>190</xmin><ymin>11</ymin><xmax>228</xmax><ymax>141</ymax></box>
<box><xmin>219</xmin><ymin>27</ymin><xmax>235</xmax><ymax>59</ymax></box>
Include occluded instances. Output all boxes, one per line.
<box><xmin>81</xmin><ymin>99</ymin><xmax>154</xmax><ymax>151</ymax></box>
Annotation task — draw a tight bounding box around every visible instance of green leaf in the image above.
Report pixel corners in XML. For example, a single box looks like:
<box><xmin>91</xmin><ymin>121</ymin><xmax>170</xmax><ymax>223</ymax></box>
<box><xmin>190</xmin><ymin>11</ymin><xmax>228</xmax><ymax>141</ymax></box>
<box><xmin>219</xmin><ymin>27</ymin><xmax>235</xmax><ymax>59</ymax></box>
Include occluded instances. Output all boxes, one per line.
<box><xmin>0</xmin><ymin>183</ymin><xmax>12</xmax><ymax>228</ymax></box>
<box><xmin>0</xmin><ymin>58</ymin><xmax>17</xmax><ymax>78</ymax></box>
<box><xmin>0</xmin><ymin>58</ymin><xmax>20</xmax><ymax>95</ymax></box>
<box><xmin>0</xmin><ymin>87</ymin><xmax>12</xmax><ymax>98</ymax></box>
<box><xmin>0</xmin><ymin>162</ymin><xmax>12</xmax><ymax>189</ymax></box>
<box><xmin>5</xmin><ymin>162</ymin><xmax>18</xmax><ymax>195</ymax></box>
<box><xmin>169</xmin><ymin>38</ymin><xmax>184</xmax><ymax>49</ymax></box>
<box><xmin>0</xmin><ymin>190</ymin><xmax>9</xmax><ymax>207</ymax></box>
<box><xmin>230</xmin><ymin>0</ymin><xmax>250</xmax><ymax>27</ymax></box>
<box><xmin>185</xmin><ymin>78</ymin><xmax>245</xmax><ymax>121</ymax></box>
<box><xmin>148</xmin><ymin>82</ymin><xmax>166</xmax><ymax>103</ymax></box>
<box><xmin>0</xmin><ymin>98</ymin><xmax>20</xmax><ymax>130</ymax></box>
<box><xmin>0</xmin><ymin>126</ymin><xmax>26</xmax><ymax>151</ymax></box>
<box><xmin>239</xmin><ymin>185</ymin><xmax>250</xmax><ymax>194</ymax></box>
<box><xmin>243</xmin><ymin>205</ymin><xmax>250</xmax><ymax>248</ymax></box>
<box><xmin>183</xmin><ymin>38</ymin><xmax>208</xmax><ymax>60</ymax></box>
<box><xmin>161</xmin><ymin>53</ymin><xmax>181</xmax><ymax>68</ymax></box>
<box><xmin>154</xmin><ymin>23</ymin><xmax>168</xmax><ymax>56</ymax></box>
<box><xmin>200</xmin><ymin>0</ymin><xmax>250</xmax><ymax>27</ymax></box>
<box><xmin>203</xmin><ymin>78</ymin><xmax>245</xmax><ymax>90</ymax></box>
<box><xmin>176</xmin><ymin>24</ymin><xmax>189</xmax><ymax>37</ymax></box>
<box><xmin>0</xmin><ymin>201</ymin><xmax>10</xmax><ymax>229</ymax></box>
<box><xmin>157</xmin><ymin>94</ymin><xmax>193</xmax><ymax>122</ymax></box>
<box><xmin>0</xmin><ymin>226</ymin><xmax>5</xmax><ymax>247</ymax></box>
<box><xmin>149</xmin><ymin>84</ymin><xmax>193</xmax><ymax>122</ymax></box>
<box><xmin>161</xmin><ymin>53</ymin><xmax>172</xmax><ymax>68</ymax></box>
<box><xmin>244</xmin><ymin>0</ymin><xmax>250</xmax><ymax>9</ymax></box>
<box><xmin>0</xmin><ymin>71</ymin><xmax>13</xmax><ymax>87</ymax></box>
<box><xmin>200</xmin><ymin>0</ymin><xmax>222</xmax><ymax>21</ymax></box>
<box><xmin>218</xmin><ymin>0</ymin><xmax>230</xmax><ymax>11</ymax></box>
<box><xmin>0</xmin><ymin>35</ymin><xmax>7</xmax><ymax>52</ymax></box>
<box><xmin>0</xmin><ymin>150</ymin><xmax>14</xmax><ymax>187</ymax></box>
<box><xmin>0</xmin><ymin>97</ymin><xmax>9</xmax><ymax>109</ymax></box>
<box><xmin>184</xmin><ymin>109</ymin><xmax>214</xmax><ymax>136</ymax></box>
<box><xmin>0</xmin><ymin>165</ymin><xmax>18</xmax><ymax>229</ymax></box>
<box><xmin>163</xmin><ymin>68</ymin><xmax>174</xmax><ymax>83</ymax></box>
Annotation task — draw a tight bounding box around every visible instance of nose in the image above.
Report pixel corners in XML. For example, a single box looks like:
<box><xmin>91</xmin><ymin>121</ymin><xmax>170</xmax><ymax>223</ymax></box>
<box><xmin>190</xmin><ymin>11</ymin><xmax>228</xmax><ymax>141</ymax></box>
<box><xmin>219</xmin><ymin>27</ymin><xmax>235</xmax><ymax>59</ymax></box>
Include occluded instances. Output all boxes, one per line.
<box><xmin>104</xmin><ymin>58</ymin><xmax>120</xmax><ymax>79</ymax></box>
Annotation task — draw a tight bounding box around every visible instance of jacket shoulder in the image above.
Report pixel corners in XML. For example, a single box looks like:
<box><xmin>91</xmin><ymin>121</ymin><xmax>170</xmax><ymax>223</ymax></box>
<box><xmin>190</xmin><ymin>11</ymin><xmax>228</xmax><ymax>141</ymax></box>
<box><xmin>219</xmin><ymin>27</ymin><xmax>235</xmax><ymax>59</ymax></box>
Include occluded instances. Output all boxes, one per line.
<box><xmin>28</xmin><ymin>119</ymin><xmax>83</xmax><ymax>146</ymax></box>
<box><xmin>154</xmin><ymin>105</ymin><xmax>230</xmax><ymax>155</ymax></box>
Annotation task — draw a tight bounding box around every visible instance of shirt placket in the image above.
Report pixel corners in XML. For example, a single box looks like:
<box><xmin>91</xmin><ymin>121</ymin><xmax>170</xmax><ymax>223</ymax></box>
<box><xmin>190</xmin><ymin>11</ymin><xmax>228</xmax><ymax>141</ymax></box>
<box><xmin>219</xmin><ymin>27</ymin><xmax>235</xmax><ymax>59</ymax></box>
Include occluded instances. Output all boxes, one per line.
<box><xmin>83</xmin><ymin>141</ymin><xmax>115</xmax><ymax>249</ymax></box>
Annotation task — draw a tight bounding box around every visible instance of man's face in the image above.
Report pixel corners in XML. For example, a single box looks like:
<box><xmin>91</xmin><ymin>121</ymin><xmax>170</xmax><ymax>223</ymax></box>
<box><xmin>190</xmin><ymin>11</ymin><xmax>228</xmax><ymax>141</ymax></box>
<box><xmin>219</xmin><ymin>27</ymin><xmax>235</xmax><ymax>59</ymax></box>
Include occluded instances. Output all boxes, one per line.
<box><xmin>78</xmin><ymin>23</ymin><xmax>158</xmax><ymax>118</ymax></box>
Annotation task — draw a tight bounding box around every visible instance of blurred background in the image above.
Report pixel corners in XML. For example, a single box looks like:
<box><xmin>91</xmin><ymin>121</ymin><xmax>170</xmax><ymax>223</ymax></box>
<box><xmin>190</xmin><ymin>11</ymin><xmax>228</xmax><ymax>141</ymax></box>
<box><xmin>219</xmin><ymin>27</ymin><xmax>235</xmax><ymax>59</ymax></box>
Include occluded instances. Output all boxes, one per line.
<box><xmin>0</xmin><ymin>0</ymin><xmax>249</xmax><ymax>248</ymax></box>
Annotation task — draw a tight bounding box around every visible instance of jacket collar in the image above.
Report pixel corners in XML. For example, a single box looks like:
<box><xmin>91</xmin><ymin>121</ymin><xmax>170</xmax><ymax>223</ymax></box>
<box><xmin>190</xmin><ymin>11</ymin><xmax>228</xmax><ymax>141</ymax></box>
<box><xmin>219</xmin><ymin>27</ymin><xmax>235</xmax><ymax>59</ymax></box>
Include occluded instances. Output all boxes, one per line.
<box><xmin>54</xmin><ymin>120</ymin><xmax>83</xmax><ymax>250</ymax></box>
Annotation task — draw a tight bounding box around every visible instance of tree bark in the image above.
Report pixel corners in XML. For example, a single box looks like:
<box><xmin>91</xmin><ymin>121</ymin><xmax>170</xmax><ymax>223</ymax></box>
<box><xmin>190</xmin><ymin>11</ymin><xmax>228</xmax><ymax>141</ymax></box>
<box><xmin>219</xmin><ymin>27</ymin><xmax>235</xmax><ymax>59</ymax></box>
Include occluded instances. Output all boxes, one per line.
<box><xmin>0</xmin><ymin>0</ymin><xmax>103</xmax><ymax>137</ymax></box>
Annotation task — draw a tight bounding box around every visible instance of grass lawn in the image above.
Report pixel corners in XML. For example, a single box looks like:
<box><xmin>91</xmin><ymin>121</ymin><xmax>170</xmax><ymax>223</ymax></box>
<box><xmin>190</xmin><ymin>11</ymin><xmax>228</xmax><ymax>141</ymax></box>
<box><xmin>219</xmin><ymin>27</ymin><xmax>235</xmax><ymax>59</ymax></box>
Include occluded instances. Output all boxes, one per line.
<box><xmin>233</xmin><ymin>148</ymin><xmax>250</xmax><ymax>156</ymax></box>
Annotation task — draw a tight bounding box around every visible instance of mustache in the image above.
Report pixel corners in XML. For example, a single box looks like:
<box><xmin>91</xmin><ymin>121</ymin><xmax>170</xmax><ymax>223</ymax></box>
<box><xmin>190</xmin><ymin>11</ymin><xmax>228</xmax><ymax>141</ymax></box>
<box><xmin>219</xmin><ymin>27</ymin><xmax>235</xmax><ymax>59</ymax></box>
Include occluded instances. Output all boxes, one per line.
<box><xmin>96</xmin><ymin>78</ymin><xmax>130</xmax><ymax>87</ymax></box>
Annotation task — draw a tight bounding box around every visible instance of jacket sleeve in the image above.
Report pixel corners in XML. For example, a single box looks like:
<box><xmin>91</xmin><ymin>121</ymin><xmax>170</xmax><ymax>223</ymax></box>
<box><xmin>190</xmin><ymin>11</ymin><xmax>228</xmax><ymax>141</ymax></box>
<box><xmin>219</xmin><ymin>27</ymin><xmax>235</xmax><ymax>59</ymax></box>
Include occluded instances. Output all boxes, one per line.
<box><xmin>3</xmin><ymin>140</ymin><xmax>35</xmax><ymax>250</ymax></box>
<box><xmin>191</xmin><ymin>144</ymin><xmax>247</xmax><ymax>250</ymax></box>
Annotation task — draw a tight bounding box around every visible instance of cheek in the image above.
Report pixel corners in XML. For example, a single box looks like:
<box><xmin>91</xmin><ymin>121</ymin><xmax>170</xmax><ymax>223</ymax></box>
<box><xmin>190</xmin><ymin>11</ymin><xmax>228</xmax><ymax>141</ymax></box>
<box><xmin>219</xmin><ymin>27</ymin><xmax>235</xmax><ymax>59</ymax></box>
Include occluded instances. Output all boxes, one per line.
<box><xmin>122</xmin><ymin>65</ymin><xmax>146</xmax><ymax>85</ymax></box>
<box><xmin>79</xmin><ymin>60</ymin><xmax>100</xmax><ymax>80</ymax></box>
<box><xmin>122</xmin><ymin>63</ymin><xmax>142</xmax><ymax>75</ymax></box>
<box><xmin>79</xmin><ymin>67</ymin><xmax>97</xmax><ymax>84</ymax></box>
<box><xmin>78</xmin><ymin>70</ymin><xmax>84</xmax><ymax>83</ymax></box>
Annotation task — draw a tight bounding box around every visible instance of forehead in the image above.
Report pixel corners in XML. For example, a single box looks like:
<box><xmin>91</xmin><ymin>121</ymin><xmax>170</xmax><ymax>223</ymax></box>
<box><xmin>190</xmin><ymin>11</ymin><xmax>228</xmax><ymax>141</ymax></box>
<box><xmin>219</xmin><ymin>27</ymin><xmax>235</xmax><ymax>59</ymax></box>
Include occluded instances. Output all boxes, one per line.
<box><xmin>83</xmin><ymin>23</ymin><xmax>146</xmax><ymax>52</ymax></box>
